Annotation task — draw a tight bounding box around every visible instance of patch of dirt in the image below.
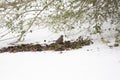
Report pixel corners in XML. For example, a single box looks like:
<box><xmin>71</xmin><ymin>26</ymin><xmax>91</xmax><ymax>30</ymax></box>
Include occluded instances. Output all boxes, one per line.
<box><xmin>0</xmin><ymin>36</ymin><xmax>93</xmax><ymax>53</ymax></box>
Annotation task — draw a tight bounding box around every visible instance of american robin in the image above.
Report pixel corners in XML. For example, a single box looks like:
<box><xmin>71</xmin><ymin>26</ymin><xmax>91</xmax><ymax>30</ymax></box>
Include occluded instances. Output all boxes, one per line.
<box><xmin>56</xmin><ymin>35</ymin><xmax>63</xmax><ymax>44</ymax></box>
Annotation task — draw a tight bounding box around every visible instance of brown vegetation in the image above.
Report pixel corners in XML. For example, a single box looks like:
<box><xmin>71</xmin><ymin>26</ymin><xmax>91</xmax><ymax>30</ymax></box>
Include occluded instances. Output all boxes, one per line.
<box><xmin>0</xmin><ymin>36</ymin><xmax>93</xmax><ymax>53</ymax></box>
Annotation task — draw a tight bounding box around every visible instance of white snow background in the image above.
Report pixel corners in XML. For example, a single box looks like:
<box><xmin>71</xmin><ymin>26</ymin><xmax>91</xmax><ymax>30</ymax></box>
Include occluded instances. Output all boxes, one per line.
<box><xmin>0</xmin><ymin>27</ymin><xmax>120</xmax><ymax>80</ymax></box>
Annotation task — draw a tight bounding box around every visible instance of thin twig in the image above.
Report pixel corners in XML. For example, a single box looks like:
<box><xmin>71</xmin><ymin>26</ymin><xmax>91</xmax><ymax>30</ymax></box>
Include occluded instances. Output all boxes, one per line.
<box><xmin>0</xmin><ymin>35</ymin><xmax>19</xmax><ymax>42</ymax></box>
<box><xmin>17</xmin><ymin>0</ymin><xmax>54</xmax><ymax>41</ymax></box>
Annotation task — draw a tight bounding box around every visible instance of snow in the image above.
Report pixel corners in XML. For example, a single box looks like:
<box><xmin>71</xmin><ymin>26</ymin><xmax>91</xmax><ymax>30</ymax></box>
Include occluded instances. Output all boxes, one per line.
<box><xmin>0</xmin><ymin>28</ymin><xmax>120</xmax><ymax>80</ymax></box>
<box><xmin>0</xmin><ymin>47</ymin><xmax>120</xmax><ymax>80</ymax></box>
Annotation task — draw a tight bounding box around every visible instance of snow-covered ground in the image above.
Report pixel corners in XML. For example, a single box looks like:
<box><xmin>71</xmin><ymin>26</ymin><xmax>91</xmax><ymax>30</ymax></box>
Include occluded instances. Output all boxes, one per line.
<box><xmin>0</xmin><ymin>28</ymin><xmax>120</xmax><ymax>80</ymax></box>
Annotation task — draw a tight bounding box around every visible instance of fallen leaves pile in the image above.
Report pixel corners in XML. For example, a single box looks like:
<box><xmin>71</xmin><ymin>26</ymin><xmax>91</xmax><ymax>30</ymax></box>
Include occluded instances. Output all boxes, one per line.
<box><xmin>0</xmin><ymin>36</ymin><xmax>93</xmax><ymax>53</ymax></box>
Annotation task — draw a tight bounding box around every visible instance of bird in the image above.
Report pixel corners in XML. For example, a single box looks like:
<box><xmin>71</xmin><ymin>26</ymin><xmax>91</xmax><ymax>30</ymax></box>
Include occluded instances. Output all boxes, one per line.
<box><xmin>56</xmin><ymin>35</ymin><xmax>64</xmax><ymax>44</ymax></box>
